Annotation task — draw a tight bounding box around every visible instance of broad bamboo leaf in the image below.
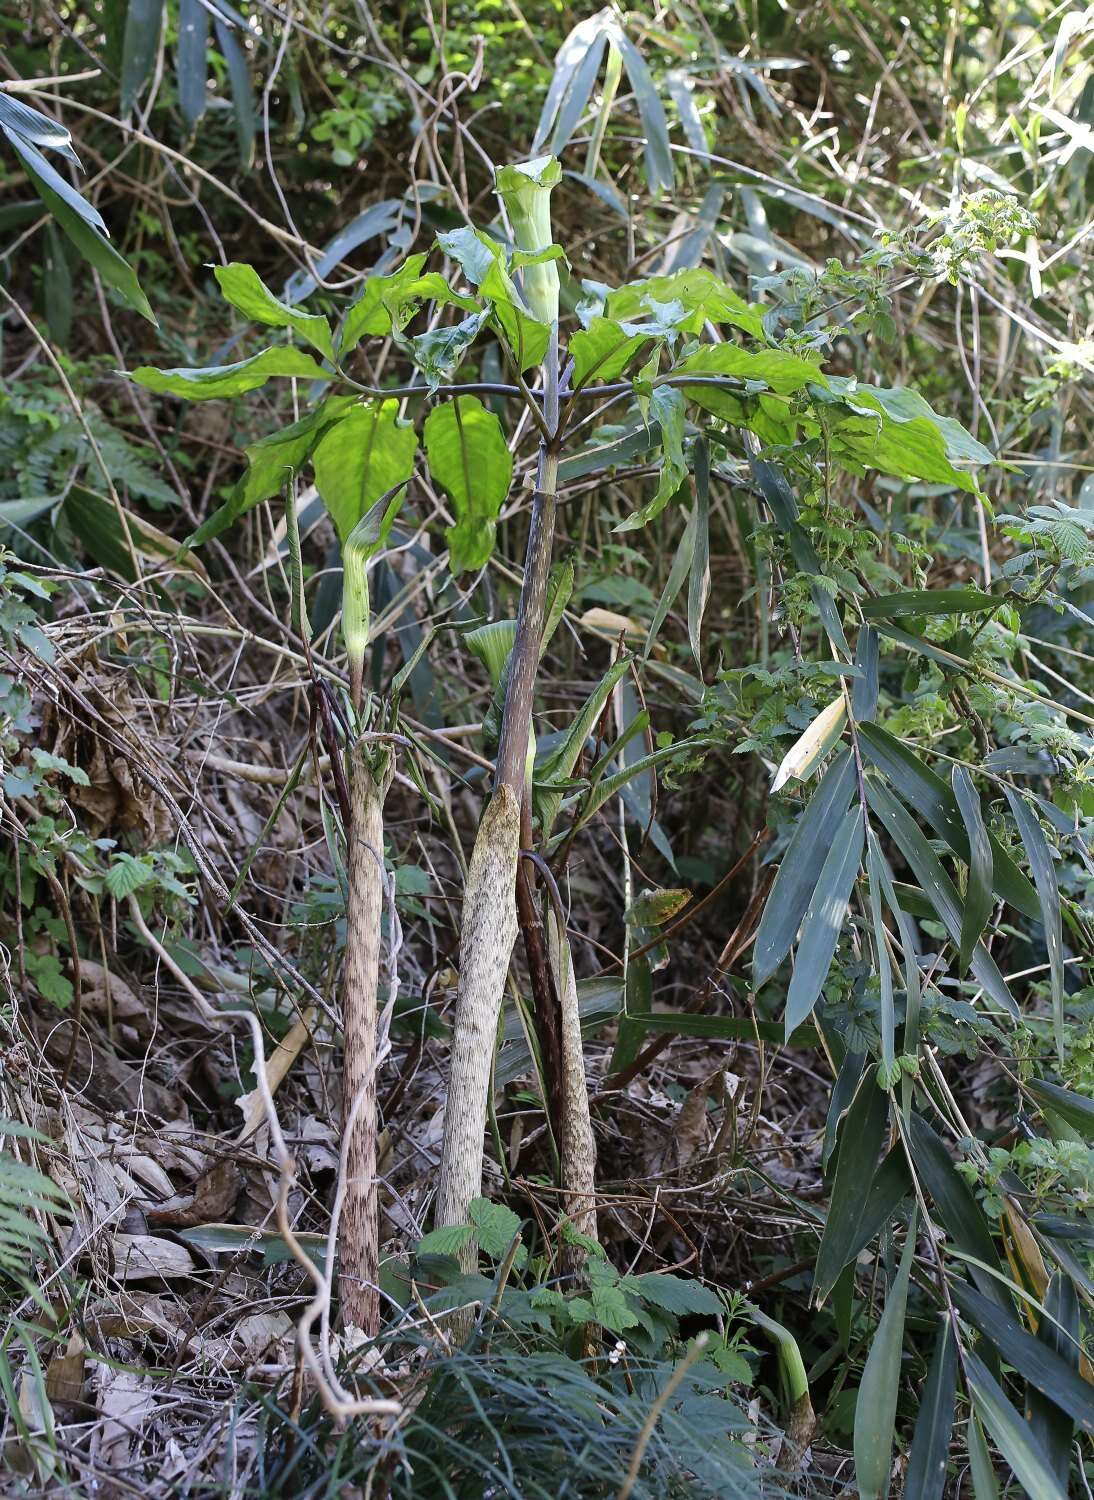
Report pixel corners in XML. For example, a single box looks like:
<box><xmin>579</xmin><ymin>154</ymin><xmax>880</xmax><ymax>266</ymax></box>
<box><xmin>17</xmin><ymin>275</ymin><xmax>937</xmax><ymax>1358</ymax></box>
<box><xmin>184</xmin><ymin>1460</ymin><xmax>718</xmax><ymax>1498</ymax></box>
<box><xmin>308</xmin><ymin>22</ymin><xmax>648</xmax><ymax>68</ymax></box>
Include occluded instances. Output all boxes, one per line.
<box><xmin>965</xmin><ymin>1350</ymin><xmax>1070</xmax><ymax>1500</ymax></box>
<box><xmin>905</xmin><ymin>1321</ymin><xmax>957</xmax><ymax>1500</ymax></box>
<box><xmin>866</xmin><ymin>832</ymin><xmax>896</xmax><ymax>1076</ymax></box>
<box><xmin>859</xmin><ymin>723</ymin><xmax>1038</xmax><ymax>918</ymax></box>
<box><xmin>1027</xmin><ymin>1272</ymin><xmax>1079</xmax><ymax>1482</ymax></box>
<box><xmin>785</xmin><ymin>805</ymin><xmax>864</xmax><ymax>1036</ymax></box>
<box><xmin>907</xmin><ymin>1113</ymin><xmax>1009</xmax><ymax>1311</ymax></box>
<box><xmin>771</xmin><ymin>694</ymin><xmax>846</xmax><ymax>794</ymax></box>
<box><xmin>814</xmin><ymin>1074</ymin><xmax>890</xmax><ymax>1303</ymax></box>
<box><xmin>633</xmin><ymin>1012</ymin><xmax>820</xmax><ymax>1046</ymax></box>
<box><xmin>952</xmin><ymin>766</ymin><xmax>994</xmax><ymax>973</ymax></box>
<box><xmin>853</xmin><ymin>1212</ymin><xmax>916</xmax><ymax>1500</ymax></box>
<box><xmin>688</xmin><ymin>438</ymin><xmax>710</xmax><ymax>672</ymax></box>
<box><xmin>952</xmin><ymin>1280</ymin><xmax>1094</xmax><ymax>1437</ymax></box>
<box><xmin>1004</xmin><ymin>787</ymin><xmax>1065</xmax><ymax>1061</ymax></box>
<box><xmin>644</xmin><ymin>503</ymin><xmax>696</xmax><ymax>658</ymax></box>
<box><xmin>65</xmin><ymin>486</ymin><xmax>207</xmax><ymax>583</ymax></box>
<box><xmin>749</xmin><ymin>457</ymin><xmax>849</xmax><ymax>658</ymax></box>
<box><xmin>967</xmin><ymin>1410</ymin><xmax>1001</xmax><ymax>1500</ymax></box>
<box><xmin>131</xmin><ymin>346</ymin><xmax>326</xmax><ymax>400</ymax></box>
<box><xmin>314</xmin><ymin>400</ymin><xmax>417</xmax><ymax>544</ymax></box>
<box><xmin>0</xmin><ymin>95</ymin><xmax>80</xmax><ymax>163</ymax></box>
<box><xmin>121</xmin><ymin>0</ymin><xmax>165</xmax><ymax>115</ymax></box>
<box><xmin>423</xmin><ymin>396</ymin><xmax>513</xmax><ymax>572</ymax></box>
<box><xmin>865</xmin><ymin>779</ymin><xmax>1019</xmax><ymax>1017</ymax></box>
<box><xmin>177</xmin><ymin>0</ymin><xmax>209</xmax><ymax>130</ymax></box>
<box><xmin>852</xmin><ymin>625</ymin><xmax>879</xmax><ymax>722</ymax></box>
<box><xmin>753</xmin><ymin>750</ymin><xmax>856</xmax><ymax>986</ymax></box>
<box><xmin>532</xmin><ymin>12</ymin><xmax>606</xmax><ymax>152</ymax></box>
<box><xmin>861</xmin><ymin>587</ymin><xmax>998</xmax><ymax>619</ymax></box>
<box><xmin>609</xmin><ymin>23</ymin><xmax>674</xmax><ymax>194</ymax></box>
<box><xmin>213</xmin><ymin>264</ymin><xmax>335</xmax><ymax>361</ymax></box>
<box><xmin>1027</xmin><ymin>1077</ymin><xmax>1094</xmax><ymax>1138</ymax></box>
<box><xmin>3</xmin><ymin>131</ymin><xmax>155</xmax><ymax>324</ymax></box>
<box><xmin>214</xmin><ymin>17</ymin><xmax>255</xmax><ymax>168</ymax></box>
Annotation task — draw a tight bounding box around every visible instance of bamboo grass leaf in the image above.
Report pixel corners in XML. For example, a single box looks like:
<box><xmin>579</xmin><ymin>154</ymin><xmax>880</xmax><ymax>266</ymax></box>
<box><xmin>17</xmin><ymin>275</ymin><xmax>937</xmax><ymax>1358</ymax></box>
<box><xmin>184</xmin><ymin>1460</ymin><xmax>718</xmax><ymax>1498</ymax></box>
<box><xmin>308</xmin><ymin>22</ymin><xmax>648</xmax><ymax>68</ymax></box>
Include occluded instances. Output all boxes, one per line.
<box><xmin>1004</xmin><ymin>787</ymin><xmax>1065</xmax><ymax>1061</ymax></box>
<box><xmin>853</xmin><ymin>1211</ymin><xmax>916</xmax><ymax>1500</ymax></box>
<box><xmin>965</xmin><ymin>1350</ymin><xmax>1070</xmax><ymax>1500</ymax></box>
<box><xmin>952</xmin><ymin>766</ymin><xmax>994</xmax><ymax>973</ymax></box>
<box><xmin>785</xmin><ymin>805</ymin><xmax>864</xmax><ymax>1036</ymax></box>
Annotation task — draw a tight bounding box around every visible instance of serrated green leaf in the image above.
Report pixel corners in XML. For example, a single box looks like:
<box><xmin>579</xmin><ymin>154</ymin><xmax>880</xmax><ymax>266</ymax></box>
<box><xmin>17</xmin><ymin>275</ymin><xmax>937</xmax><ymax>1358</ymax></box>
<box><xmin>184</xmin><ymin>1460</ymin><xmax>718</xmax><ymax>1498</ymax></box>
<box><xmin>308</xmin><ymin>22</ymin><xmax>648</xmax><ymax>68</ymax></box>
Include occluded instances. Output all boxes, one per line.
<box><xmin>467</xmin><ymin>1197</ymin><xmax>523</xmax><ymax>1259</ymax></box>
<box><xmin>623</xmin><ymin>1272</ymin><xmax>723</xmax><ymax>1317</ymax></box>
<box><xmin>416</xmin><ymin>1223</ymin><xmax>475</xmax><ymax>1258</ymax></box>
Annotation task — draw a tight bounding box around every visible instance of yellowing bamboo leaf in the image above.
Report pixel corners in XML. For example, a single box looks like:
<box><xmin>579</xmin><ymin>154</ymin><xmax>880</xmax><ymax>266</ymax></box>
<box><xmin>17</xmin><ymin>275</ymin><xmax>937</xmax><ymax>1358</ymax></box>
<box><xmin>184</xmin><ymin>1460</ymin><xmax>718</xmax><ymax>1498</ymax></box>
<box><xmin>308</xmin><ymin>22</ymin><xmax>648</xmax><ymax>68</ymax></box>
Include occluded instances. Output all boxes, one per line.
<box><xmin>771</xmin><ymin>696</ymin><xmax>847</xmax><ymax>793</ymax></box>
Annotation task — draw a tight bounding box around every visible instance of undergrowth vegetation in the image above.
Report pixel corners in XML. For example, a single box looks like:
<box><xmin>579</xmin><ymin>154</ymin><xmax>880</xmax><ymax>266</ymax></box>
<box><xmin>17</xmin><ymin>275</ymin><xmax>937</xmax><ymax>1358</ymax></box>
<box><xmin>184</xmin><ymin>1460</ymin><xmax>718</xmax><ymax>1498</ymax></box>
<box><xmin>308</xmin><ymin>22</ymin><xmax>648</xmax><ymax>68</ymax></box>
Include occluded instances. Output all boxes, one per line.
<box><xmin>0</xmin><ymin>1</ymin><xmax>1092</xmax><ymax>1495</ymax></box>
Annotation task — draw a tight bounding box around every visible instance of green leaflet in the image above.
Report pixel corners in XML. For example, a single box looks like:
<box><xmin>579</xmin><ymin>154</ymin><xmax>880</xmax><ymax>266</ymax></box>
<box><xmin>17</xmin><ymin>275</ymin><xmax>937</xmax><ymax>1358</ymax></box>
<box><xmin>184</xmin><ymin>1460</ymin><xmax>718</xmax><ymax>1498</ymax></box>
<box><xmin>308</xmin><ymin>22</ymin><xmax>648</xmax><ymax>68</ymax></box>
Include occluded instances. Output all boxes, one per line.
<box><xmin>214</xmin><ymin>17</ymin><xmax>256</xmax><ymax>168</ymax></box>
<box><xmin>688</xmin><ymin>437</ymin><xmax>710</xmax><ymax>672</ymax></box>
<box><xmin>569</xmin><ymin>317</ymin><xmax>652</xmax><ymax>388</ymax></box>
<box><xmin>423</xmin><ymin>396</ymin><xmax>513</xmax><ymax>572</ymax></box>
<box><xmin>213</xmin><ymin>264</ymin><xmax>335</xmax><ymax>361</ymax></box>
<box><xmin>965</xmin><ymin>1350</ymin><xmax>1070</xmax><ymax>1500</ymax></box>
<box><xmin>1004</xmin><ymin>787</ymin><xmax>1065</xmax><ymax>1062</ymax></box>
<box><xmin>853</xmin><ymin>1211</ymin><xmax>916</xmax><ymax>1500</ymax></box>
<box><xmin>825</xmin><ymin>376</ymin><xmax>995</xmax><ymax>493</ymax></box>
<box><xmin>951</xmin><ymin>1281</ymin><xmax>1094</xmax><ymax>1439</ymax></box>
<box><xmin>671</xmin><ymin>342</ymin><xmax>826</xmax><ymax>404</ymax></box>
<box><xmin>644</xmin><ymin>501</ymin><xmax>697</xmax><ymax>659</ymax></box>
<box><xmin>313</xmin><ymin>400</ymin><xmax>417</xmax><ymax>544</ymax></box>
<box><xmin>604</xmin><ymin>267</ymin><xmax>766</xmax><ymax>338</ymax></box>
<box><xmin>177</xmin><ymin>0</ymin><xmax>208</xmax><ymax>129</ymax></box>
<box><xmin>121</xmin><ymin>0</ymin><xmax>165</xmax><ymax>115</ymax></box>
<box><xmin>865</xmin><ymin>778</ymin><xmax>1019</xmax><ymax>1018</ymax></box>
<box><xmin>753</xmin><ymin>750</ymin><xmax>857</xmax><ymax>986</ymax></box>
<box><xmin>858</xmin><ymin>723</ymin><xmax>1038</xmax><ymax>919</ymax></box>
<box><xmin>967</xmin><ymin>1411</ymin><xmax>1001</xmax><ymax>1500</ymax></box>
<box><xmin>614</xmin><ymin>385</ymin><xmax>687</xmax><ymax>532</ymax></box>
<box><xmin>905</xmin><ymin>1321</ymin><xmax>957</xmax><ymax>1500</ymax></box>
<box><xmin>131</xmin><ymin>346</ymin><xmax>327</xmax><ymax>401</ymax></box>
<box><xmin>784</xmin><ymin>804</ymin><xmax>864</xmax><ymax>1037</ymax></box>
<box><xmin>4</xmin><ymin>130</ymin><xmax>155</xmax><ymax>325</ymax></box>
<box><xmin>952</xmin><ymin>766</ymin><xmax>994</xmax><ymax>974</ymax></box>
<box><xmin>861</xmin><ymin>587</ymin><xmax>998</xmax><ymax>619</ymax></box>
<box><xmin>814</xmin><ymin>1073</ymin><xmax>890</xmax><ymax>1304</ymax></box>
<box><xmin>187</xmin><ymin>397</ymin><xmax>353</xmax><ymax>547</ymax></box>
<box><xmin>866</xmin><ymin>831</ymin><xmax>896</xmax><ymax>1077</ymax></box>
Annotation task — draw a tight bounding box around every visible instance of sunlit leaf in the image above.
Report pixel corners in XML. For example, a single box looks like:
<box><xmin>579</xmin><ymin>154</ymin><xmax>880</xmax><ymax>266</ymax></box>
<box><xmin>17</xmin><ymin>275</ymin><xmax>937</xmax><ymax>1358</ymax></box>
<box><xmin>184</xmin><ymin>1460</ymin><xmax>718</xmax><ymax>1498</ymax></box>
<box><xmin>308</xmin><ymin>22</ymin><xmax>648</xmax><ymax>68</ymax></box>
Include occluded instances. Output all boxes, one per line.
<box><xmin>424</xmin><ymin>396</ymin><xmax>513</xmax><ymax>572</ymax></box>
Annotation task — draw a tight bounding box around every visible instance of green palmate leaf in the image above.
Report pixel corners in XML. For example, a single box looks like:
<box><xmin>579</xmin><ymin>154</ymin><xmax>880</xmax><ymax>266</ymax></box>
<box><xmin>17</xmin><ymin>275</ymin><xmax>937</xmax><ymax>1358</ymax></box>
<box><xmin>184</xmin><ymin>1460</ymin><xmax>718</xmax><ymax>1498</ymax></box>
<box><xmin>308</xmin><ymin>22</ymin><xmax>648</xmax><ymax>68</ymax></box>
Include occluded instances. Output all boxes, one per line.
<box><xmin>671</xmin><ymin>343</ymin><xmax>826</xmax><ymax>406</ymax></box>
<box><xmin>865</xmin><ymin>778</ymin><xmax>1019</xmax><ymax>1017</ymax></box>
<box><xmin>861</xmin><ymin>587</ymin><xmax>998</xmax><ymax>619</ymax></box>
<box><xmin>121</xmin><ymin>0</ymin><xmax>165</xmax><ymax>115</ymax></box>
<box><xmin>1004</xmin><ymin>787</ymin><xmax>1065</xmax><ymax>1062</ymax></box>
<box><xmin>605</xmin><ymin>267</ymin><xmax>765</xmax><ymax>339</ymax></box>
<box><xmin>853</xmin><ymin>1211</ymin><xmax>916</xmax><ymax>1500</ymax></box>
<box><xmin>186</xmin><ymin>397</ymin><xmax>353</xmax><ymax>546</ymax></box>
<box><xmin>569</xmin><ymin>317</ymin><xmax>652</xmax><ymax>388</ymax></box>
<box><xmin>952</xmin><ymin>767</ymin><xmax>994</xmax><ymax>974</ymax></box>
<box><xmin>1028</xmin><ymin>1078</ymin><xmax>1094</xmax><ymax>1139</ymax></box>
<box><xmin>423</xmin><ymin>396</ymin><xmax>513</xmax><ymax>572</ymax></box>
<box><xmin>907</xmin><ymin>1113</ymin><xmax>1009</xmax><ymax>1311</ymax></box>
<box><xmin>754</xmin><ymin>750</ymin><xmax>857</xmax><ymax>986</ymax></box>
<box><xmin>467</xmin><ymin>1197</ymin><xmax>523</xmax><ymax>1259</ymax></box>
<box><xmin>905</xmin><ymin>1321</ymin><xmax>958</xmax><ymax>1500</ymax></box>
<box><xmin>313</xmin><ymin>400</ymin><xmax>417</xmax><ymax>544</ymax></box>
<box><xmin>213</xmin><ymin>264</ymin><xmax>335</xmax><ymax>361</ymax></box>
<box><xmin>1028</xmin><ymin>1272</ymin><xmax>1079</xmax><ymax>1483</ymax></box>
<box><xmin>785</xmin><ymin>804</ymin><xmax>864</xmax><ymax>1036</ymax></box>
<box><xmin>965</xmin><ymin>1350</ymin><xmax>1069</xmax><ymax>1500</ymax></box>
<box><xmin>824</xmin><ymin>377</ymin><xmax>994</xmax><ymax>493</ymax></box>
<box><xmin>417</xmin><ymin>1222</ymin><xmax>475</xmax><ymax>1258</ymax></box>
<box><xmin>814</xmin><ymin>1072</ymin><xmax>890</xmax><ymax>1304</ymax></box>
<box><xmin>621</xmin><ymin>1272</ymin><xmax>722</xmax><ymax>1318</ymax></box>
<box><xmin>859</xmin><ymin>723</ymin><xmax>1038</xmax><ymax>919</ymax></box>
<box><xmin>951</xmin><ymin>1280</ymin><xmax>1094</xmax><ymax>1439</ymax></box>
<box><xmin>131</xmin><ymin>346</ymin><xmax>326</xmax><ymax>401</ymax></box>
<box><xmin>3</xmin><ymin>130</ymin><xmax>155</xmax><ymax>324</ymax></box>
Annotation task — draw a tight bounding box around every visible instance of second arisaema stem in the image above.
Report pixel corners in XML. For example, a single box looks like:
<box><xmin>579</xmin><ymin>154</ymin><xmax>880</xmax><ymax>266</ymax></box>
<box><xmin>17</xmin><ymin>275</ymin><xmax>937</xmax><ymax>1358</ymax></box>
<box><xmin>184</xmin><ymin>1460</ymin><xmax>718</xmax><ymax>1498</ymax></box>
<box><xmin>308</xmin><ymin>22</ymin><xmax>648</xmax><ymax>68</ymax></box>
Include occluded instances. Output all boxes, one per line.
<box><xmin>434</xmin><ymin>326</ymin><xmax>562</xmax><ymax>1254</ymax></box>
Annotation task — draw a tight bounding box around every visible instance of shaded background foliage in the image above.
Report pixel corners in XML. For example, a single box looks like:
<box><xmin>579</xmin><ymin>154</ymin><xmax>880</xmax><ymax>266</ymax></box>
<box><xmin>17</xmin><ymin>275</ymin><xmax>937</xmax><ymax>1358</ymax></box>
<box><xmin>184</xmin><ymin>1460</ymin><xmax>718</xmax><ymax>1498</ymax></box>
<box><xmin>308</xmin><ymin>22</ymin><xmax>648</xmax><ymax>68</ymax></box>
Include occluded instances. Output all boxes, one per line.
<box><xmin>0</xmin><ymin>0</ymin><xmax>1092</xmax><ymax>1496</ymax></box>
